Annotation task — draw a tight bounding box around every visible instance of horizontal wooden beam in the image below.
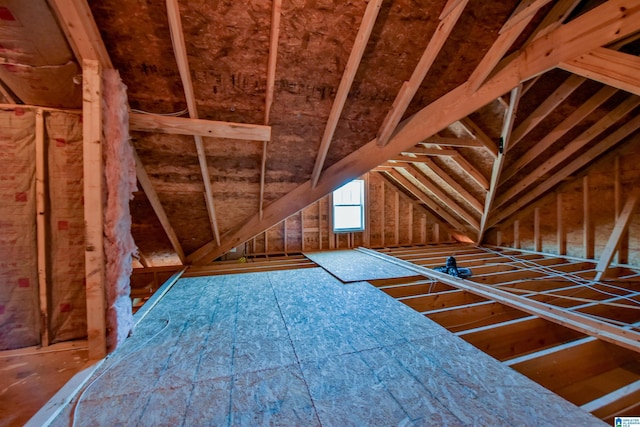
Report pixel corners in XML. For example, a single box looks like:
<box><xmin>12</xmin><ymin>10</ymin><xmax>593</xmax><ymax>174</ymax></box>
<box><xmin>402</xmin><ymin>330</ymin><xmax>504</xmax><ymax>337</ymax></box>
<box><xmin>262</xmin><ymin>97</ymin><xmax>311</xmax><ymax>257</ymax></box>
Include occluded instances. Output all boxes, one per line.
<box><xmin>422</xmin><ymin>136</ymin><xmax>484</xmax><ymax>148</ymax></box>
<box><xmin>560</xmin><ymin>47</ymin><xmax>640</xmax><ymax>96</ymax></box>
<box><xmin>129</xmin><ymin>113</ymin><xmax>271</xmax><ymax>141</ymax></box>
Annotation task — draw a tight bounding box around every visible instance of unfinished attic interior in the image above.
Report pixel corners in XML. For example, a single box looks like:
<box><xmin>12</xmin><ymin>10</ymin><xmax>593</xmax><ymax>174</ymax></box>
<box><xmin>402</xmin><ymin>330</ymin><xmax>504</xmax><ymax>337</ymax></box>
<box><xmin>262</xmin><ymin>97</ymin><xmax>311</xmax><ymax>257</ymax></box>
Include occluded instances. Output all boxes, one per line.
<box><xmin>1</xmin><ymin>0</ymin><xmax>640</xmax><ymax>425</ymax></box>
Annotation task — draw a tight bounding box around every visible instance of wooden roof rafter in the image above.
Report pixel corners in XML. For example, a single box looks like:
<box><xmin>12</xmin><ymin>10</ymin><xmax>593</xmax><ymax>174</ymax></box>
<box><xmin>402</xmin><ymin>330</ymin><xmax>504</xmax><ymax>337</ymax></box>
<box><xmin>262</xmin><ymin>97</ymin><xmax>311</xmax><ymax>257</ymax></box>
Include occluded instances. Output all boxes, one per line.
<box><xmin>310</xmin><ymin>0</ymin><xmax>384</xmax><ymax>188</ymax></box>
<box><xmin>165</xmin><ymin>0</ymin><xmax>220</xmax><ymax>247</ymax></box>
<box><xmin>421</xmin><ymin>136</ymin><xmax>484</xmax><ymax>148</ymax></box>
<box><xmin>187</xmin><ymin>0</ymin><xmax>640</xmax><ymax>265</ymax></box>
<box><xmin>490</xmin><ymin>114</ymin><xmax>640</xmax><ymax>228</ymax></box>
<box><xmin>376</xmin><ymin>0</ymin><xmax>469</xmax><ymax>148</ymax></box>
<box><xmin>457</xmin><ymin>118</ymin><xmax>498</xmax><ymax>158</ymax></box>
<box><xmin>259</xmin><ymin>0</ymin><xmax>283</xmax><ymax>220</ymax></box>
<box><xmin>560</xmin><ymin>47</ymin><xmax>640</xmax><ymax>97</ymax></box>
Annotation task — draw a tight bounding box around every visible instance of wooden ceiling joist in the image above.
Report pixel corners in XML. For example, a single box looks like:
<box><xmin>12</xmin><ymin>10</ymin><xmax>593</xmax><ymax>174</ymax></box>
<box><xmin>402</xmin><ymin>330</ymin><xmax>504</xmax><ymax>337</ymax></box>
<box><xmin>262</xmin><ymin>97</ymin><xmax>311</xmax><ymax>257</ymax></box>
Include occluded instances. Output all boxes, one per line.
<box><xmin>310</xmin><ymin>0</ymin><xmax>384</xmax><ymax>188</ymax></box>
<box><xmin>376</xmin><ymin>0</ymin><xmax>468</xmax><ymax>148</ymax></box>
<box><xmin>187</xmin><ymin>0</ymin><xmax>640</xmax><ymax>265</ymax></box>
<box><xmin>133</xmin><ymin>150</ymin><xmax>186</xmax><ymax>264</ymax></box>
<box><xmin>129</xmin><ymin>113</ymin><xmax>271</xmax><ymax>141</ymax></box>
<box><xmin>501</xmin><ymin>85</ymin><xmax>618</xmax><ymax>185</ymax></box>
<box><xmin>509</xmin><ymin>74</ymin><xmax>586</xmax><ymax>151</ymax></box>
<box><xmin>496</xmin><ymin>95</ymin><xmax>640</xmax><ymax>209</ymax></box>
<box><xmin>166</xmin><ymin>0</ymin><xmax>220</xmax><ymax>247</ymax></box>
<box><xmin>560</xmin><ymin>47</ymin><xmax>640</xmax><ymax>97</ymax></box>
<box><xmin>490</xmin><ymin>113</ymin><xmax>640</xmax><ymax>228</ymax></box>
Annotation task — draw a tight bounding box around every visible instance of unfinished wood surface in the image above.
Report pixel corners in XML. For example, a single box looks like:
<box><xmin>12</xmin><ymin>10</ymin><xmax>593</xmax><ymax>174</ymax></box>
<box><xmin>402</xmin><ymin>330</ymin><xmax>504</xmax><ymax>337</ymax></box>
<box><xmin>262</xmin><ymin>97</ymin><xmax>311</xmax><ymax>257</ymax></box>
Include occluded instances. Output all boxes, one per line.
<box><xmin>303</xmin><ymin>250</ymin><xmax>416</xmax><ymax>283</ymax></box>
<box><xmin>35</xmin><ymin>109</ymin><xmax>49</xmax><ymax>347</ymax></box>
<box><xmin>82</xmin><ymin>59</ymin><xmax>106</xmax><ymax>360</ymax></box>
<box><xmin>48</xmin><ymin>268</ymin><xmax>605</xmax><ymax>426</ymax></box>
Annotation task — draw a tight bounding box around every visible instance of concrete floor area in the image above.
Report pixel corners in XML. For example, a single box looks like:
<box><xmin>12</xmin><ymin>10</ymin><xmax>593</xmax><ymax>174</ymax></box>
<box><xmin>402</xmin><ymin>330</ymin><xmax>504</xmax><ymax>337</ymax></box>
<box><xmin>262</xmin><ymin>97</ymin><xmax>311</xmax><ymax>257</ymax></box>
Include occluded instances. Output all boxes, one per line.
<box><xmin>50</xmin><ymin>266</ymin><xmax>604</xmax><ymax>426</ymax></box>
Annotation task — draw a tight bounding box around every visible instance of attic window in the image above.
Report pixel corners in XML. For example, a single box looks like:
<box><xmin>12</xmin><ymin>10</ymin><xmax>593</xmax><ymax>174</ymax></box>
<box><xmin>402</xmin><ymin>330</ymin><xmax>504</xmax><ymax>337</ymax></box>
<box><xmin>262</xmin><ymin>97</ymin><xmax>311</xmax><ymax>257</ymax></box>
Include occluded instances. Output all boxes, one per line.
<box><xmin>333</xmin><ymin>179</ymin><xmax>365</xmax><ymax>232</ymax></box>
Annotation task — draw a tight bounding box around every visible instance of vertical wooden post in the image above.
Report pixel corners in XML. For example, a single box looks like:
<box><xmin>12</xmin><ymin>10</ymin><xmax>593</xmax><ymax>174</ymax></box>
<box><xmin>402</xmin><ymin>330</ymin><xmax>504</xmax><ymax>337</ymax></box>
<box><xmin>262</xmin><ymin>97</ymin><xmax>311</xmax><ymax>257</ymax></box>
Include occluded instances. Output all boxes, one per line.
<box><xmin>534</xmin><ymin>207</ymin><xmax>541</xmax><ymax>252</ymax></box>
<box><xmin>420</xmin><ymin>215</ymin><xmax>426</xmax><ymax>244</ymax></box>
<box><xmin>394</xmin><ymin>191</ymin><xmax>400</xmax><ymax>246</ymax></box>
<box><xmin>583</xmin><ymin>175</ymin><xmax>593</xmax><ymax>259</ymax></box>
<box><xmin>35</xmin><ymin>109</ymin><xmax>49</xmax><ymax>347</ymax></box>
<box><xmin>433</xmin><ymin>222</ymin><xmax>440</xmax><ymax>243</ymax></box>
<box><xmin>264</xmin><ymin>230</ymin><xmax>269</xmax><ymax>254</ymax></box>
<box><xmin>300</xmin><ymin>210</ymin><xmax>305</xmax><ymax>252</ymax></box>
<box><xmin>364</xmin><ymin>173</ymin><xmax>371</xmax><ymax>247</ymax></box>
<box><xmin>328</xmin><ymin>193</ymin><xmax>335</xmax><ymax>249</ymax></box>
<box><xmin>614</xmin><ymin>156</ymin><xmax>629</xmax><ymax>264</ymax></box>
<box><xmin>496</xmin><ymin>230</ymin><xmax>502</xmax><ymax>247</ymax></box>
<box><xmin>283</xmin><ymin>218</ymin><xmax>288</xmax><ymax>254</ymax></box>
<box><xmin>407</xmin><ymin>205</ymin><xmax>414</xmax><ymax>244</ymax></box>
<box><xmin>514</xmin><ymin>219</ymin><xmax>520</xmax><ymax>249</ymax></box>
<box><xmin>557</xmin><ymin>192</ymin><xmax>566</xmax><ymax>255</ymax></box>
<box><xmin>317</xmin><ymin>201</ymin><xmax>323</xmax><ymax>251</ymax></box>
<box><xmin>82</xmin><ymin>59</ymin><xmax>107</xmax><ymax>360</ymax></box>
<box><xmin>381</xmin><ymin>181</ymin><xmax>386</xmax><ymax>247</ymax></box>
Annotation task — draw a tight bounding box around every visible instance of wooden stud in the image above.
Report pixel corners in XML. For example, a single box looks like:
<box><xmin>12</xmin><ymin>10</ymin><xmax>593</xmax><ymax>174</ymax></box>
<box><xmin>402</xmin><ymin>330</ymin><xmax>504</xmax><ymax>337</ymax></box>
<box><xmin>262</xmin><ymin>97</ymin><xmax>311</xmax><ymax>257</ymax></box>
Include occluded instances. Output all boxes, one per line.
<box><xmin>82</xmin><ymin>59</ymin><xmax>106</xmax><ymax>360</ymax></box>
<box><xmin>594</xmin><ymin>189</ymin><xmax>640</xmax><ymax>281</ymax></box>
<box><xmin>615</xmin><ymin>156</ymin><xmax>629</xmax><ymax>264</ymax></box>
<box><xmin>311</xmin><ymin>0</ymin><xmax>384</xmax><ymax>188</ymax></box>
<box><xmin>300</xmin><ymin>210</ymin><xmax>304</xmax><ymax>252</ymax></box>
<box><xmin>259</xmin><ymin>140</ymin><xmax>267</xmax><ymax>220</ymax></box>
<box><xmin>560</xmin><ymin>48</ymin><xmax>640</xmax><ymax>97</ymax></box>
<box><xmin>35</xmin><ymin>109</ymin><xmax>49</xmax><ymax>347</ymax></box>
<box><xmin>433</xmin><ymin>222</ymin><xmax>439</xmax><ymax>243</ymax></box>
<box><xmin>514</xmin><ymin>219</ymin><xmax>520</xmax><ymax>249</ymax></box>
<box><xmin>394</xmin><ymin>191</ymin><xmax>400</xmax><ymax>246</ymax></box>
<box><xmin>421</xmin><ymin>215</ymin><xmax>427</xmax><ymax>243</ymax></box>
<box><xmin>534</xmin><ymin>207</ymin><xmax>541</xmax><ymax>252</ymax></box>
<box><xmin>457</xmin><ymin>118</ymin><xmax>498</xmax><ymax>158</ymax></box>
<box><xmin>408</xmin><ymin>203</ymin><xmax>414</xmax><ymax>244</ymax></box>
<box><xmin>283</xmin><ymin>218</ymin><xmax>288</xmax><ymax>254</ymax></box>
<box><xmin>583</xmin><ymin>175</ymin><xmax>593</xmax><ymax>260</ymax></box>
<box><xmin>377</xmin><ymin>0</ymin><xmax>468</xmax><ymax>147</ymax></box>
<box><xmin>557</xmin><ymin>192</ymin><xmax>566</xmax><ymax>255</ymax></box>
<box><xmin>496</xmin><ymin>230</ymin><xmax>502</xmax><ymax>247</ymax></box>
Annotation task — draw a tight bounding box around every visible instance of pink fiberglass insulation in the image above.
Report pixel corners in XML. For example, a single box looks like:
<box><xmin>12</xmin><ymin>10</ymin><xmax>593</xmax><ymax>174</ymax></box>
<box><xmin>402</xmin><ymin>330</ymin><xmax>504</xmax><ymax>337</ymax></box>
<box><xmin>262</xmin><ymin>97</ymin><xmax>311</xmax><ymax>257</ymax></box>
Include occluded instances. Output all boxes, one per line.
<box><xmin>102</xmin><ymin>69</ymin><xmax>137</xmax><ymax>352</ymax></box>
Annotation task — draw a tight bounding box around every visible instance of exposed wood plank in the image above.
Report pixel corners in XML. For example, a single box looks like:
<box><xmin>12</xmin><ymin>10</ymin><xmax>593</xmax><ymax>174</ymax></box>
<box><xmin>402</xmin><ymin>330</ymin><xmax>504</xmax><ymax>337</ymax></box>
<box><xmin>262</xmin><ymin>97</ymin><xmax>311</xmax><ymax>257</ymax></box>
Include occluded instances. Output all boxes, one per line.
<box><xmin>452</xmin><ymin>153</ymin><xmax>490</xmax><ymax>190</ymax></box>
<box><xmin>377</xmin><ymin>0</ymin><xmax>468</xmax><ymax>147</ymax></box>
<box><xmin>48</xmin><ymin>0</ymin><xmax>112</xmax><ymax>67</ymax></box>
<box><xmin>514</xmin><ymin>219</ymin><xmax>520</xmax><ymax>249</ymax></box>
<box><xmin>509</xmin><ymin>74</ymin><xmax>585</xmax><ymax>151</ymax></box>
<box><xmin>467</xmin><ymin>6</ymin><xmax>540</xmax><ymax>92</ymax></box>
<box><xmin>129</xmin><ymin>113</ymin><xmax>271</xmax><ymax>141</ymax></box>
<box><xmin>414</xmin><ymin>160</ymin><xmax>484</xmax><ymax>214</ymax></box>
<box><xmin>457</xmin><ymin>118</ymin><xmax>498</xmax><ymax>158</ymax></box>
<box><xmin>402</xmin><ymin>147</ymin><xmax>459</xmax><ymax>156</ymax></box>
<box><xmin>501</xmin><ymin>85</ymin><xmax>617</xmax><ymax>185</ymax></box>
<box><xmin>394</xmin><ymin>192</ymin><xmax>400</xmax><ymax>245</ymax></box>
<box><xmin>35</xmin><ymin>109</ymin><xmax>48</xmax><ymax>347</ymax></box>
<box><xmin>614</xmin><ymin>156</ymin><xmax>629</xmax><ymax>264</ymax></box>
<box><xmin>500</xmin><ymin>0</ymin><xmax>554</xmax><ymax>34</ymax></box>
<box><xmin>364</xmin><ymin>174</ymin><xmax>371</xmax><ymax>247</ymax></box>
<box><xmin>310</xmin><ymin>0</ymin><xmax>384</xmax><ymax>188</ymax></box>
<box><xmin>422</xmin><ymin>136</ymin><xmax>484</xmax><ymax>148</ymax></box>
<box><xmin>187</xmin><ymin>1</ymin><xmax>640</xmax><ymax>265</ymax></box>
<box><xmin>489</xmin><ymin>114</ymin><xmax>640</xmax><ymax>228</ymax></box>
<box><xmin>560</xmin><ymin>47</ymin><xmax>640</xmax><ymax>96</ymax></box>
<box><xmin>259</xmin><ymin>0</ymin><xmax>282</xmax><ymax>219</ymax></box>
<box><xmin>385</xmin><ymin>170</ymin><xmax>468</xmax><ymax>232</ymax></box>
<box><xmin>478</xmin><ymin>85</ymin><xmax>521</xmax><ymax>243</ymax></box>
<box><xmin>526</xmin><ymin>0</ymin><xmax>581</xmax><ymax>43</ymax></box>
<box><xmin>82</xmin><ymin>59</ymin><xmax>106</xmax><ymax>360</ymax></box>
<box><xmin>495</xmin><ymin>95</ymin><xmax>640</xmax><ymax>209</ymax></box>
<box><xmin>581</xmin><ymin>378</ymin><xmax>640</xmax><ymax>414</ymax></box>
<box><xmin>534</xmin><ymin>207</ymin><xmax>541</xmax><ymax>252</ymax></box>
<box><xmin>133</xmin><ymin>150</ymin><xmax>186</xmax><ymax>264</ymax></box>
<box><xmin>360</xmin><ymin>248</ymin><xmax>640</xmax><ymax>353</ymax></box>
<box><xmin>583</xmin><ymin>175</ymin><xmax>593</xmax><ymax>260</ymax></box>
<box><xmin>557</xmin><ymin>192</ymin><xmax>566</xmax><ymax>255</ymax></box>
<box><xmin>594</xmin><ymin>189</ymin><xmax>640</xmax><ymax>281</ymax></box>
<box><xmin>166</xmin><ymin>0</ymin><xmax>221</xmax><ymax>247</ymax></box>
<box><xmin>401</xmin><ymin>166</ymin><xmax>480</xmax><ymax>231</ymax></box>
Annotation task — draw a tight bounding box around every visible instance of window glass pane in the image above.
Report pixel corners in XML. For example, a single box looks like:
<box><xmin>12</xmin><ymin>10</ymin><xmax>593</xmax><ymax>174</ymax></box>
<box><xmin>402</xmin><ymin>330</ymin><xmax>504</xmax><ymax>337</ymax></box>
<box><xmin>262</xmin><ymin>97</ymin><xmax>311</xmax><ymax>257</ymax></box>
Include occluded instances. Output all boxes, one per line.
<box><xmin>334</xmin><ymin>206</ymin><xmax>362</xmax><ymax>230</ymax></box>
<box><xmin>333</xmin><ymin>180</ymin><xmax>362</xmax><ymax>205</ymax></box>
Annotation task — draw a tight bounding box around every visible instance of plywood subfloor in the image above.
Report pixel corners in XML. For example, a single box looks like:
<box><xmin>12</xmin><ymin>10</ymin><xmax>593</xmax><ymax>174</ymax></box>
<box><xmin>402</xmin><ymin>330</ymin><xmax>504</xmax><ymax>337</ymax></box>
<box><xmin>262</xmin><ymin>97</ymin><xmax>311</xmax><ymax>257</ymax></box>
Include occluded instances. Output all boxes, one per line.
<box><xmin>304</xmin><ymin>249</ymin><xmax>417</xmax><ymax>282</ymax></box>
<box><xmin>51</xmin><ymin>268</ymin><xmax>604</xmax><ymax>426</ymax></box>
<box><xmin>0</xmin><ymin>343</ymin><xmax>89</xmax><ymax>427</ymax></box>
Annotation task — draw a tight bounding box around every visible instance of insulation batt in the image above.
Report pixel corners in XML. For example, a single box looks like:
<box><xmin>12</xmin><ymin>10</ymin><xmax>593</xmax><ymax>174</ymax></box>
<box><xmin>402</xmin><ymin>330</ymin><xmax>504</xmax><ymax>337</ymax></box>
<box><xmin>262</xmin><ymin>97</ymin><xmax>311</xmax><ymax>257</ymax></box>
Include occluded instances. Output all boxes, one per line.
<box><xmin>102</xmin><ymin>70</ymin><xmax>137</xmax><ymax>352</ymax></box>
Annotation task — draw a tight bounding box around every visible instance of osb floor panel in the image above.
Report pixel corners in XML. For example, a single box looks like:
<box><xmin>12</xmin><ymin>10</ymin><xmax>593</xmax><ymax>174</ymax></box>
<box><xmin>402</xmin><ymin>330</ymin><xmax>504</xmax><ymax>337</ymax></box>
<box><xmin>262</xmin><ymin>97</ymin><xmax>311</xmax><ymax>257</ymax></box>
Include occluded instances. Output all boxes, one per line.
<box><xmin>304</xmin><ymin>250</ymin><xmax>417</xmax><ymax>283</ymax></box>
<box><xmin>52</xmin><ymin>268</ymin><xmax>604</xmax><ymax>426</ymax></box>
<box><xmin>0</xmin><ymin>345</ymin><xmax>88</xmax><ymax>427</ymax></box>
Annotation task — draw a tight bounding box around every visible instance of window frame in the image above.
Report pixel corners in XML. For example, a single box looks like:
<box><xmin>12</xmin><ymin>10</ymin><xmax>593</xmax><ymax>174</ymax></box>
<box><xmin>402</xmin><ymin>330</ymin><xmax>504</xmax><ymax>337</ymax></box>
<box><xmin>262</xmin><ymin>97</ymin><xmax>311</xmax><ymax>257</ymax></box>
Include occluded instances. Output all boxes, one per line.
<box><xmin>332</xmin><ymin>179</ymin><xmax>365</xmax><ymax>233</ymax></box>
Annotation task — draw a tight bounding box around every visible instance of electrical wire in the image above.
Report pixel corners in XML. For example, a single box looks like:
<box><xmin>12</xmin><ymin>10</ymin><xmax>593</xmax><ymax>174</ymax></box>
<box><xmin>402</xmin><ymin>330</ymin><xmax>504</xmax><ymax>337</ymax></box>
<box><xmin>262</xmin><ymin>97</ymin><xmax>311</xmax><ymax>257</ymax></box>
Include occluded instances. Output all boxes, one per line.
<box><xmin>70</xmin><ymin>314</ymin><xmax>172</xmax><ymax>427</ymax></box>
